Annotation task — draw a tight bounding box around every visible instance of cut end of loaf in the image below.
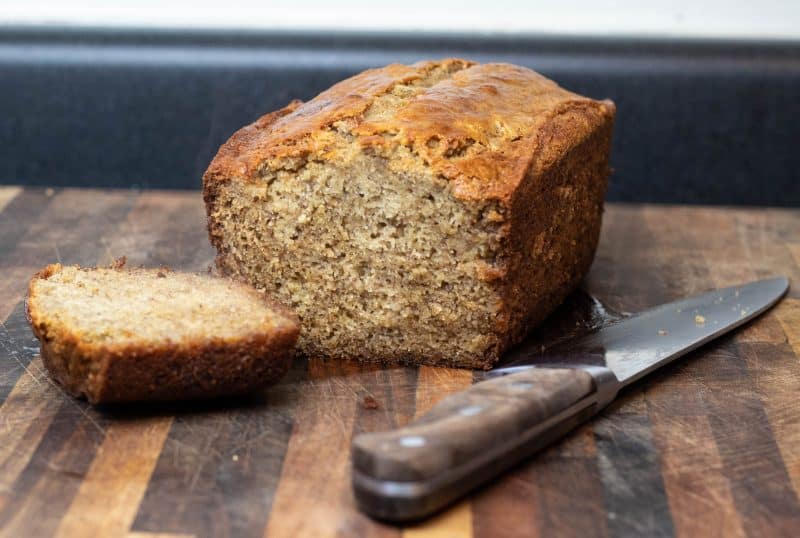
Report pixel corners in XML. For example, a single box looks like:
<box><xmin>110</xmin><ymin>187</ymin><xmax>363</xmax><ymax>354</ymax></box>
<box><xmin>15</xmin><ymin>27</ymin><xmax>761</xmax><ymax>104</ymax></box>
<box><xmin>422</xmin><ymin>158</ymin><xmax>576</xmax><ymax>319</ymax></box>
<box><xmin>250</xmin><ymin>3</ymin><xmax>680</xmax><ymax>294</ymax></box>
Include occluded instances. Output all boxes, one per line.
<box><xmin>211</xmin><ymin>147</ymin><xmax>506</xmax><ymax>369</ymax></box>
<box><xmin>26</xmin><ymin>262</ymin><xmax>300</xmax><ymax>403</ymax></box>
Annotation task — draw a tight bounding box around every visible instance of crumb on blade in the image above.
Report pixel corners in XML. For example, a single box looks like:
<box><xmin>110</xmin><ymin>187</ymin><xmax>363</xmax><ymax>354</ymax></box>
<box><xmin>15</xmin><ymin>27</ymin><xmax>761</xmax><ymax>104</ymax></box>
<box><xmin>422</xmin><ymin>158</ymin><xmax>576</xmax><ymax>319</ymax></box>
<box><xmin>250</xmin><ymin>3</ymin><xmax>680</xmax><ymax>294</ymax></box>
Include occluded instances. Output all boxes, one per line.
<box><xmin>658</xmin><ymin>329</ymin><xmax>668</xmax><ymax>336</ymax></box>
<box><xmin>695</xmin><ymin>315</ymin><xmax>706</xmax><ymax>325</ymax></box>
<box><xmin>362</xmin><ymin>394</ymin><xmax>380</xmax><ymax>410</ymax></box>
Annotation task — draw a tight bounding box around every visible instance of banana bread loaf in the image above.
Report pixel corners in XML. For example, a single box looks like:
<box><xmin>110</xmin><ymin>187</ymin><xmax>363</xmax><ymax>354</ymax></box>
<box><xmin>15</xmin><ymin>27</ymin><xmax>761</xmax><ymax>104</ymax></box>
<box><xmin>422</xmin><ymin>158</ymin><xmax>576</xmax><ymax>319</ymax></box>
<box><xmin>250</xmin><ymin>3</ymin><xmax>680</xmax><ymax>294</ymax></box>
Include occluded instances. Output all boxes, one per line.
<box><xmin>26</xmin><ymin>262</ymin><xmax>300</xmax><ymax>403</ymax></box>
<box><xmin>204</xmin><ymin>59</ymin><xmax>615</xmax><ymax>369</ymax></box>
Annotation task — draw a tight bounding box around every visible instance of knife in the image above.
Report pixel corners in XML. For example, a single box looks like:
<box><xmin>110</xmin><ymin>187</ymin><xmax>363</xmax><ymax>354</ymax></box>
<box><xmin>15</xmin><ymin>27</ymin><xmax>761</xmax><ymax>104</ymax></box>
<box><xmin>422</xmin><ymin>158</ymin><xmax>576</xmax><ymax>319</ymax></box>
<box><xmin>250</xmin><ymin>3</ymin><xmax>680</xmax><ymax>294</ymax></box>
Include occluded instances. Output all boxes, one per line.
<box><xmin>351</xmin><ymin>277</ymin><xmax>789</xmax><ymax>522</ymax></box>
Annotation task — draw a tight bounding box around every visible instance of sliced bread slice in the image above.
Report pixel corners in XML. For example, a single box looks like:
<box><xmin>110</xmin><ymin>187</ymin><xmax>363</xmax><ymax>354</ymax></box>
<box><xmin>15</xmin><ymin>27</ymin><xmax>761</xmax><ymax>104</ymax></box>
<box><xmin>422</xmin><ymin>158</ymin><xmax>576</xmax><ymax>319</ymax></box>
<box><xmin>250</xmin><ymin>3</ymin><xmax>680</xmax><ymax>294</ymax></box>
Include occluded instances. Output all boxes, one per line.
<box><xmin>26</xmin><ymin>261</ymin><xmax>300</xmax><ymax>404</ymax></box>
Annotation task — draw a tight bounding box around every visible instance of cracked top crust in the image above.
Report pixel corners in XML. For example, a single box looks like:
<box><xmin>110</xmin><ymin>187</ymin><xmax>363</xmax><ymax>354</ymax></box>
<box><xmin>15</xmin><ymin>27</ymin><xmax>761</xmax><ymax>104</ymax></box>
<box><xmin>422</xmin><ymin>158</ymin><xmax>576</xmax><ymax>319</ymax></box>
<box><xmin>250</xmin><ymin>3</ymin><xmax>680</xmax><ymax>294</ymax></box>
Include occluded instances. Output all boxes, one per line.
<box><xmin>204</xmin><ymin>58</ymin><xmax>615</xmax><ymax>202</ymax></box>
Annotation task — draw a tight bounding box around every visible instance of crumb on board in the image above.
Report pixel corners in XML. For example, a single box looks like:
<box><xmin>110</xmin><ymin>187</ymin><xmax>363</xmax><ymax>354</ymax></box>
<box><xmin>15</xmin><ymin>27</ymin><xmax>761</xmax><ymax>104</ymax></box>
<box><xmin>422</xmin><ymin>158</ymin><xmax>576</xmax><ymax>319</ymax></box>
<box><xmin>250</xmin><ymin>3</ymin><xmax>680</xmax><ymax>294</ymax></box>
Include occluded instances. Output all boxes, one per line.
<box><xmin>110</xmin><ymin>256</ymin><xmax>127</xmax><ymax>270</ymax></box>
<box><xmin>232</xmin><ymin>454</ymin><xmax>239</xmax><ymax>462</ymax></box>
<box><xmin>44</xmin><ymin>187</ymin><xmax>55</xmax><ymax>197</ymax></box>
<box><xmin>362</xmin><ymin>394</ymin><xmax>380</xmax><ymax>410</ymax></box>
<box><xmin>658</xmin><ymin>329</ymin><xmax>668</xmax><ymax>336</ymax></box>
<box><xmin>695</xmin><ymin>315</ymin><xmax>706</xmax><ymax>325</ymax></box>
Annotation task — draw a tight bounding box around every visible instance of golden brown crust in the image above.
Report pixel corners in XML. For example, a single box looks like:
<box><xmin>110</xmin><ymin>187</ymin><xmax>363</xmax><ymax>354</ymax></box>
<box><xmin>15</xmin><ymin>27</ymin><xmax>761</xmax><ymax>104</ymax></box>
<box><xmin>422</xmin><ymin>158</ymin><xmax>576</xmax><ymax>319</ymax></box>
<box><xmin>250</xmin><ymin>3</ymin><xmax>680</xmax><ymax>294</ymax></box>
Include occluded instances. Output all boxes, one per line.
<box><xmin>26</xmin><ymin>263</ymin><xmax>300</xmax><ymax>404</ymax></box>
<box><xmin>37</xmin><ymin>330</ymin><xmax>296</xmax><ymax>404</ymax></box>
<box><xmin>494</xmin><ymin>108</ymin><xmax>616</xmax><ymax>361</ymax></box>
<box><xmin>203</xmin><ymin>59</ymin><xmax>613</xmax><ymax>202</ymax></box>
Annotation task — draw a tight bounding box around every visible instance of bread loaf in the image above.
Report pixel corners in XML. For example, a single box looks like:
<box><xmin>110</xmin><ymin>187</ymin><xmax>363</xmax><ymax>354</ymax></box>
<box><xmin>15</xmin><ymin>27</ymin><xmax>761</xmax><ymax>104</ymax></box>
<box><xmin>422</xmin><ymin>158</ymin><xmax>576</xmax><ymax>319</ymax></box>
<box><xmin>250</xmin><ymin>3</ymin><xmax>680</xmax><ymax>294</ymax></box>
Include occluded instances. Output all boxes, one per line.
<box><xmin>26</xmin><ymin>262</ymin><xmax>299</xmax><ymax>403</ymax></box>
<box><xmin>204</xmin><ymin>59</ymin><xmax>615</xmax><ymax>369</ymax></box>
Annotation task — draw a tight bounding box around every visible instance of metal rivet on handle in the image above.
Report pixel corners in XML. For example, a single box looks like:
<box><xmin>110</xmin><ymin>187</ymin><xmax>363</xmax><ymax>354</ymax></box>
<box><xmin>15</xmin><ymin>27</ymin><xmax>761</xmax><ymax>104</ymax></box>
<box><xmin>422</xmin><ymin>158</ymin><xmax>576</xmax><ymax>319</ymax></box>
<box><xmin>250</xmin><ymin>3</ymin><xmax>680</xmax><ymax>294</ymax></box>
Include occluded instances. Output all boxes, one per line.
<box><xmin>510</xmin><ymin>381</ymin><xmax>534</xmax><ymax>391</ymax></box>
<box><xmin>459</xmin><ymin>405</ymin><xmax>483</xmax><ymax>416</ymax></box>
<box><xmin>399</xmin><ymin>436</ymin><xmax>426</xmax><ymax>448</ymax></box>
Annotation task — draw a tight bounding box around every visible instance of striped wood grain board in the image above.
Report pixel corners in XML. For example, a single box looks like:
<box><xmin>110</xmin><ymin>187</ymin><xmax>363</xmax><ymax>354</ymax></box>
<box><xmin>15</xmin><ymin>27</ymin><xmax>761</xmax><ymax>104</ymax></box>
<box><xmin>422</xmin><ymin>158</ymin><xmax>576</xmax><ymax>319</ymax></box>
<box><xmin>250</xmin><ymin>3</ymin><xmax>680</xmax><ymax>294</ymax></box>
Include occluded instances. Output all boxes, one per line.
<box><xmin>1</xmin><ymin>187</ymin><xmax>800</xmax><ymax>537</ymax></box>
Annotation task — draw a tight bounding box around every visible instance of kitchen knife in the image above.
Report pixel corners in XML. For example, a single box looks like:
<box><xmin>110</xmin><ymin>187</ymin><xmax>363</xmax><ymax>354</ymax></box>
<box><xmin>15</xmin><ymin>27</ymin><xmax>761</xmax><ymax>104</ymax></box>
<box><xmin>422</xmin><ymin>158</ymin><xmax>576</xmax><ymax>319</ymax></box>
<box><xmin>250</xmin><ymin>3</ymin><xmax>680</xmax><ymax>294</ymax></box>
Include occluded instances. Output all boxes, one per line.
<box><xmin>351</xmin><ymin>277</ymin><xmax>789</xmax><ymax>522</ymax></box>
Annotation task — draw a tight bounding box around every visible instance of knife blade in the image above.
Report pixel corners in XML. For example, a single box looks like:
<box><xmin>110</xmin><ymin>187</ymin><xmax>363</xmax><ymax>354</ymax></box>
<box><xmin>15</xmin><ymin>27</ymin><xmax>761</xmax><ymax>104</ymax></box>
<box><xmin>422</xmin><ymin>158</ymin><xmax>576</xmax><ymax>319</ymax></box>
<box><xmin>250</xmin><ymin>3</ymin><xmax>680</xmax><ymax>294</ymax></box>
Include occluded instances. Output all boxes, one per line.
<box><xmin>351</xmin><ymin>277</ymin><xmax>789</xmax><ymax>522</ymax></box>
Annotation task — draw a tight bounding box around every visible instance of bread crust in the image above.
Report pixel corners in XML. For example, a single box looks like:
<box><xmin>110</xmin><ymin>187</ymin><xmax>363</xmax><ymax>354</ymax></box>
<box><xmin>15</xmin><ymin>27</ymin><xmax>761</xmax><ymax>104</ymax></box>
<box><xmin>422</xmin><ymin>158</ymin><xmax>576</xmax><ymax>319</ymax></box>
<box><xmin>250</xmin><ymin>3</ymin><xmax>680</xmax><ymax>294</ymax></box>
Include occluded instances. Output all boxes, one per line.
<box><xmin>203</xmin><ymin>59</ymin><xmax>615</xmax><ymax>368</ymax></box>
<box><xmin>203</xmin><ymin>59</ymin><xmax>613</xmax><ymax>203</ymax></box>
<box><xmin>26</xmin><ymin>263</ymin><xmax>300</xmax><ymax>404</ymax></box>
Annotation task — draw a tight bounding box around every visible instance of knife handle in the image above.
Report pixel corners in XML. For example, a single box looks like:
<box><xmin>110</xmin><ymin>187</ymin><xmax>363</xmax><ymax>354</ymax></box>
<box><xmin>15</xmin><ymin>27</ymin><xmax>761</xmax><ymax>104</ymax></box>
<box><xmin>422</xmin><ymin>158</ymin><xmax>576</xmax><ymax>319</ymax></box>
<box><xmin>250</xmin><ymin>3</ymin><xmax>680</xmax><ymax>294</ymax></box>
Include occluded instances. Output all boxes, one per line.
<box><xmin>351</xmin><ymin>366</ymin><xmax>617</xmax><ymax>522</ymax></box>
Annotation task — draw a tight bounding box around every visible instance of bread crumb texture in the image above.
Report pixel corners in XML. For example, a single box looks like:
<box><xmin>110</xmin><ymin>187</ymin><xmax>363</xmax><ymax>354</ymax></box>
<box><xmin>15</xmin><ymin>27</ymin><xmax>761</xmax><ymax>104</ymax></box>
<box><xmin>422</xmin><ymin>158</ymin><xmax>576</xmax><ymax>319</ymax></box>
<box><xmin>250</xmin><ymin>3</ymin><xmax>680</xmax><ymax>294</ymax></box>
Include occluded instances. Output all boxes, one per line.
<box><xmin>26</xmin><ymin>263</ymin><xmax>300</xmax><ymax>403</ymax></box>
<box><xmin>204</xmin><ymin>58</ymin><xmax>615</xmax><ymax>369</ymax></box>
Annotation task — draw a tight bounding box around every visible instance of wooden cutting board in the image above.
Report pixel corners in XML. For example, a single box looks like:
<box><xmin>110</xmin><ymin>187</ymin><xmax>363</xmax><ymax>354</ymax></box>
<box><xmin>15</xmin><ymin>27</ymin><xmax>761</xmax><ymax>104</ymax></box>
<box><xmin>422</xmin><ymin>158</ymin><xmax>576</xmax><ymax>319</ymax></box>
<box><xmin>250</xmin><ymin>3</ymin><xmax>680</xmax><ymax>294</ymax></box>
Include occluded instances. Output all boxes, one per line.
<box><xmin>1</xmin><ymin>186</ymin><xmax>800</xmax><ymax>537</ymax></box>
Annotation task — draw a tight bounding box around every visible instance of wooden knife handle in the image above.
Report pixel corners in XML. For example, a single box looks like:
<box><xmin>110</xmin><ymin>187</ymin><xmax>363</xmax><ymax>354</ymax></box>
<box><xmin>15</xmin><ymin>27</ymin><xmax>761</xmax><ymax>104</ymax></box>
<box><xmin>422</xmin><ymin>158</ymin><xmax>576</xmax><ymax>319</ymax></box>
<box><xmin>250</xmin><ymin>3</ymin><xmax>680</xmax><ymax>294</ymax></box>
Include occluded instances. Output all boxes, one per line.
<box><xmin>352</xmin><ymin>367</ymin><xmax>600</xmax><ymax>522</ymax></box>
